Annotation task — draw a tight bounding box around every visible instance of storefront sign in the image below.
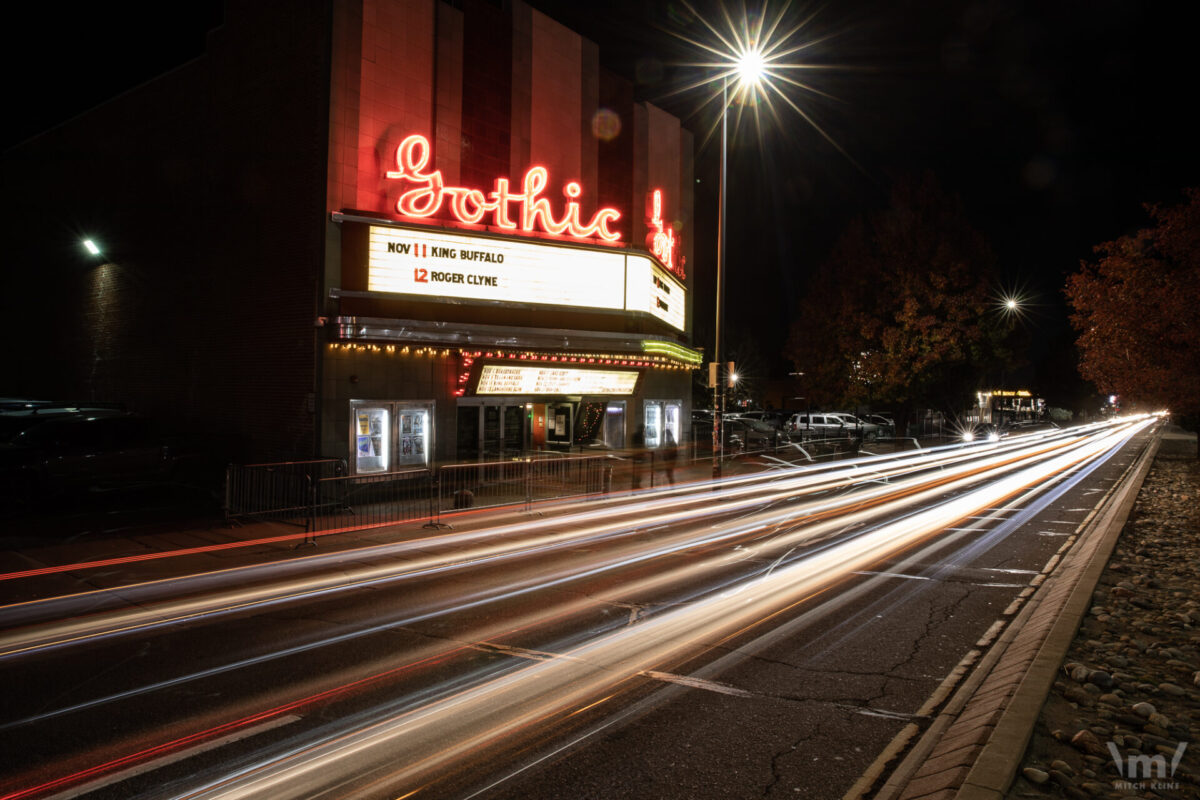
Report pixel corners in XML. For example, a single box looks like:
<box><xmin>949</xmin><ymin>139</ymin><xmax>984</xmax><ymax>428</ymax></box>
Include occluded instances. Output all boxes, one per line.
<box><xmin>476</xmin><ymin>365</ymin><xmax>639</xmax><ymax>395</ymax></box>
<box><xmin>368</xmin><ymin>225</ymin><xmax>686</xmax><ymax>331</ymax></box>
<box><xmin>386</xmin><ymin>134</ymin><xmax>622</xmax><ymax>243</ymax></box>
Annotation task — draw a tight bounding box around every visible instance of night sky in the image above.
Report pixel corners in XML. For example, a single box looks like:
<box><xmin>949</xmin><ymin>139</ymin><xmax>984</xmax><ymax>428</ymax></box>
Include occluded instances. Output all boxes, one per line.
<box><xmin>5</xmin><ymin>1</ymin><xmax>1198</xmax><ymax>405</ymax></box>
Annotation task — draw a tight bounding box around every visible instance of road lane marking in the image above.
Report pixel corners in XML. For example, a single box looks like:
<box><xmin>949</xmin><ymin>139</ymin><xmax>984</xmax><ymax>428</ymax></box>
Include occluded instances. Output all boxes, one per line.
<box><xmin>836</xmin><ymin>705</ymin><xmax>930</xmax><ymax>721</ymax></box>
<box><xmin>640</xmin><ymin>670</ymin><xmax>758</xmax><ymax>698</ymax></box>
<box><xmin>853</xmin><ymin>571</ymin><xmax>936</xmax><ymax>582</ymax></box>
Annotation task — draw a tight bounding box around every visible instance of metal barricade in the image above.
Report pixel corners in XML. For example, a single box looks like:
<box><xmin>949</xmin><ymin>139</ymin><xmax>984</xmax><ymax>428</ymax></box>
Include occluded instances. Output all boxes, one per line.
<box><xmin>437</xmin><ymin>459</ymin><xmax>535</xmax><ymax>515</ymax></box>
<box><xmin>311</xmin><ymin>468</ymin><xmax>433</xmax><ymax>533</ymax></box>
<box><xmin>223</xmin><ymin>453</ymin><xmax>618</xmax><ymax>536</ymax></box>
<box><xmin>437</xmin><ymin>455</ymin><xmax>615</xmax><ymax>517</ymax></box>
<box><xmin>527</xmin><ymin>455</ymin><xmax>615</xmax><ymax>502</ymax></box>
<box><xmin>224</xmin><ymin>458</ymin><xmax>346</xmax><ymax>527</ymax></box>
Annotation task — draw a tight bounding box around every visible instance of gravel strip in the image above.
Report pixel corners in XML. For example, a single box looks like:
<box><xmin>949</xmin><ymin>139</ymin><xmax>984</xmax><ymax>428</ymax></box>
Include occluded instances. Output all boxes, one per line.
<box><xmin>1007</xmin><ymin>432</ymin><xmax>1199</xmax><ymax>800</ymax></box>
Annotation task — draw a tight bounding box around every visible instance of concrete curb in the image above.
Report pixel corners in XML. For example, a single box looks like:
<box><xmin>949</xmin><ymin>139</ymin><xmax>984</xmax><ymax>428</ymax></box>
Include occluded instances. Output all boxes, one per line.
<box><xmin>863</xmin><ymin>427</ymin><xmax>1161</xmax><ymax>800</ymax></box>
<box><xmin>954</xmin><ymin>431</ymin><xmax>1162</xmax><ymax>799</ymax></box>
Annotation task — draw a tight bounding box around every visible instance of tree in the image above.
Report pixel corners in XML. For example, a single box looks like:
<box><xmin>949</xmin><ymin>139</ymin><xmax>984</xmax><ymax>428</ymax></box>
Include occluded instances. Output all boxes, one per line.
<box><xmin>787</xmin><ymin>173</ymin><xmax>1012</xmax><ymax>428</ymax></box>
<box><xmin>1065</xmin><ymin>187</ymin><xmax>1200</xmax><ymax>454</ymax></box>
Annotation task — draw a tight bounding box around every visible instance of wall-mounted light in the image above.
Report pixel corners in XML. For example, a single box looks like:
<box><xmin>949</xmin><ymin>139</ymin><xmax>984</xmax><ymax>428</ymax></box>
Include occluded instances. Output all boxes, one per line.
<box><xmin>82</xmin><ymin>239</ymin><xmax>102</xmax><ymax>256</ymax></box>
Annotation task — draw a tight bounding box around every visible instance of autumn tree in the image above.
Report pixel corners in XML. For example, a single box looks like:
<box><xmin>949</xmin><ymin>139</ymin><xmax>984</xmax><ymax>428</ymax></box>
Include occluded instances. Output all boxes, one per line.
<box><xmin>787</xmin><ymin>173</ymin><xmax>1012</xmax><ymax>427</ymax></box>
<box><xmin>1065</xmin><ymin>187</ymin><xmax>1200</xmax><ymax>453</ymax></box>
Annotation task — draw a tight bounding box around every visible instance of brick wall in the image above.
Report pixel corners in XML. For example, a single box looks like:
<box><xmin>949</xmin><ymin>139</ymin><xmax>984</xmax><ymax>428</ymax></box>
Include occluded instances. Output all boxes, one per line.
<box><xmin>1</xmin><ymin>0</ymin><xmax>333</xmax><ymax>461</ymax></box>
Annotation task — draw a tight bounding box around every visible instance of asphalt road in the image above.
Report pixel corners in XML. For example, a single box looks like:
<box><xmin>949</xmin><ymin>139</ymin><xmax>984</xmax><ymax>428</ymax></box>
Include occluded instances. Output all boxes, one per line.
<box><xmin>0</xmin><ymin>419</ymin><xmax>1158</xmax><ymax>800</ymax></box>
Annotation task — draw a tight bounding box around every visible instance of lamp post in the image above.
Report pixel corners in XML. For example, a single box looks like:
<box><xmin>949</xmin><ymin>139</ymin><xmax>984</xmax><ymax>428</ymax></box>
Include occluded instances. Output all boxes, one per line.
<box><xmin>995</xmin><ymin>292</ymin><xmax>1026</xmax><ymax>426</ymax></box>
<box><xmin>712</xmin><ymin>53</ymin><xmax>764</xmax><ymax>481</ymax></box>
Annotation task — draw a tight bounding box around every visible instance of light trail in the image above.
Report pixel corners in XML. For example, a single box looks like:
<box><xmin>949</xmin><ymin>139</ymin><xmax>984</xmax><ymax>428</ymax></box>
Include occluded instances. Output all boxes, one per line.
<box><xmin>0</xmin><ymin>417</ymin><xmax>1109</xmax><ymax>590</ymax></box>
<box><xmin>167</xmin><ymin>419</ymin><xmax>1153</xmax><ymax>799</ymax></box>
<box><xmin>0</xmin><ymin>426</ymin><xmax>1108</xmax><ymax>747</ymax></box>
<box><xmin>0</xmin><ymin>417</ymin><xmax>1155</xmax><ymax>799</ymax></box>
<box><xmin>0</xmin><ymin>420</ymin><xmax>1130</xmax><ymax>660</ymax></box>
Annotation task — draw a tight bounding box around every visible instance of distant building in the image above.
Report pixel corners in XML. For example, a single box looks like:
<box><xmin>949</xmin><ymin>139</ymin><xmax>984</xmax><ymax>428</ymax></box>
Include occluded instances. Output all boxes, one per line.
<box><xmin>974</xmin><ymin>389</ymin><xmax>1045</xmax><ymax>425</ymax></box>
<box><xmin>2</xmin><ymin>0</ymin><xmax>698</xmax><ymax>469</ymax></box>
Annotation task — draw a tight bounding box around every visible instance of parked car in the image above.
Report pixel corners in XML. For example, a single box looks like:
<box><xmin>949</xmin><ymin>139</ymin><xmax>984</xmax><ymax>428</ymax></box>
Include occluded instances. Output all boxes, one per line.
<box><xmin>693</xmin><ymin>416</ymin><xmax>778</xmax><ymax>451</ymax></box>
<box><xmin>826</xmin><ymin>413</ymin><xmax>882</xmax><ymax>441</ymax></box>
<box><xmin>865</xmin><ymin>414</ymin><xmax>897</xmax><ymax>437</ymax></box>
<box><xmin>786</xmin><ymin>413</ymin><xmax>849</xmax><ymax>438</ymax></box>
<box><xmin>727</xmin><ymin>418</ymin><xmax>779</xmax><ymax>450</ymax></box>
<box><xmin>0</xmin><ymin>402</ymin><xmax>125</xmax><ymax>442</ymax></box>
<box><xmin>737</xmin><ymin>410</ymin><xmax>787</xmax><ymax>429</ymax></box>
<box><xmin>0</xmin><ymin>411</ymin><xmax>206</xmax><ymax>500</ymax></box>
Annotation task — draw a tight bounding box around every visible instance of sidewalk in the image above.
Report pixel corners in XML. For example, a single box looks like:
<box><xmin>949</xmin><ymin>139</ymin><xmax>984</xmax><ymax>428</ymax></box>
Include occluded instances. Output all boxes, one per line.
<box><xmin>1004</xmin><ymin>429</ymin><xmax>1199</xmax><ymax>799</ymax></box>
<box><xmin>863</xmin><ymin>424</ymin><xmax>1197</xmax><ymax>800</ymax></box>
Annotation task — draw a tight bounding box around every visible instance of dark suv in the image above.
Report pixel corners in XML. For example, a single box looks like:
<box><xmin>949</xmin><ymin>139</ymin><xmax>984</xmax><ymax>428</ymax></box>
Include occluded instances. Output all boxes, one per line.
<box><xmin>0</xmin><ymin>411</ymin><xmax>190</xmax><ymax>498</ymax></box>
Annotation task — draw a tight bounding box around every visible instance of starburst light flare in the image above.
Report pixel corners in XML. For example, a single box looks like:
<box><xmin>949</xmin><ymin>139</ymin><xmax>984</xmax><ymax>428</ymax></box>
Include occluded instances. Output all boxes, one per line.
<box><xmin>662</xmin><ymin>0</ymin><xmax>857</xmax><ymax>164</ymax></box>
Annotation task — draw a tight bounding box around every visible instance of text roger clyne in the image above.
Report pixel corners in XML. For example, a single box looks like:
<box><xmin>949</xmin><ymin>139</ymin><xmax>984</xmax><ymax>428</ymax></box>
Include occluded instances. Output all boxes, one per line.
<box><xmin>427</xmin><ymin>270</ymin><xmax>497</xmax><ymax>286</ymax></box>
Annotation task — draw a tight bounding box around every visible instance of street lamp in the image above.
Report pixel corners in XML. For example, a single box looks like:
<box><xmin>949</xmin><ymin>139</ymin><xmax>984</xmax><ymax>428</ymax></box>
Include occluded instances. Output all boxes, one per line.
<box><xmin>673</xmin><ymin>3</ymin><xmax>831</xmax><ymax>478</ymax></box>
<box><xmin>991</xmin><ymin>291</ymin><xmax>1031</xmax><ymax>425</ymax></box>
<box><xmin>712</xmin><ymin>50</ymin><xmax>765</xmax><ymax>480</ymax></box>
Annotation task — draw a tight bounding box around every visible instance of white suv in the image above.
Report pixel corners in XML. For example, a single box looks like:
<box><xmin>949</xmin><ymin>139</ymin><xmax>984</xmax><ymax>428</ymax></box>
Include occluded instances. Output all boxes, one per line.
<box><xmin>827</xmin><ymin>413</ymin><xmax>881</xmax><ymax>440</ymax></box>
<box><xmin>786</xmin><ymin>413</ymin><xmax>849</xmax><ymax>438</ymax></box>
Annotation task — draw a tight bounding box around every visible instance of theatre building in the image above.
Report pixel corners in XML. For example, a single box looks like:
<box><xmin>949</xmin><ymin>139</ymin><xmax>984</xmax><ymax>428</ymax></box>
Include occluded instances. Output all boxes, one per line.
<box><xmin>1</xmin><ymin>0</ymin><xmax>698</xmax><ymax>470</ymax></box>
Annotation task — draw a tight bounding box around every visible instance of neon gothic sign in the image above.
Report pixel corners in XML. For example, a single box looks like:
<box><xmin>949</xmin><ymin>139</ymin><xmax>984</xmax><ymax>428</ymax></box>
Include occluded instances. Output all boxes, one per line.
<box><xmin>646</xmin><ymin>189</ymin><xmax>684</xmax><ymax>279</ymax></box>
<box><xmin>386</xmin><ymin>134</ymin><xmax>622</xmax><ymax>243</ymax></box>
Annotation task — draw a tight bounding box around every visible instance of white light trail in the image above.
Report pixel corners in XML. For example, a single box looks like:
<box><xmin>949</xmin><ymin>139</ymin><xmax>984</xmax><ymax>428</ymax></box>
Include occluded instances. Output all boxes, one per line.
<box><xmin>0</xmin><ymin>420</ymin><xmax>1130</xmax><ymax>660</ymax></box>
<box><xmin>0</xmin><ymin>418</ymin><xmax>1156</xmax><ymax>800</ymax></box>
<box><xmin>169</xmin><ymin>419</ymin><xmax>1152</xmax><ymax>799</ymax></box>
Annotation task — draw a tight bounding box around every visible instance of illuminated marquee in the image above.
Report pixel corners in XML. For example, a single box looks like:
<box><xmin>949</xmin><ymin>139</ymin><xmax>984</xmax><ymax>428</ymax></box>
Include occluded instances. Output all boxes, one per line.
<box><xmin>476</xmin><ymin>364</ymin><xmax>639</xmax><ymax>395</ymax></box>
<box><xmin>386</xmin><ymin>134</ymin><xmax>622</xmax><ymax>243</ymax></box>
<box><xmin>368</xmin><ymin>225</ymin><xmax>686</xmax><ymax>332</ymax></box>
<box><xmin>646</xmin><ymin>189</ymin><xmax>684</xmax><ymax>279</ymax></box>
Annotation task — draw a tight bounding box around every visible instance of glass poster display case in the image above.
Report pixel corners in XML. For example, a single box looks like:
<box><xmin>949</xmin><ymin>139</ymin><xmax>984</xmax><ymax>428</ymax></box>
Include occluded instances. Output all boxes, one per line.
<box><xmin>353</xmin><ymin>406</ymin><xmax>390</xmax><ymax>473</ymax></box>
<box><xmin>396</xmin><ymin>407</ymin><xmax>429</xmax><ymax>467</ymax></box>
<box><xmin>644</xmin><ymin>401</ymin><xmax>681</xmax><ymax>450</ymax></box>
<box><xmin>349</xmin><ymin>400</ymin><xmax>433</xmax><ymax>474</ymax></box>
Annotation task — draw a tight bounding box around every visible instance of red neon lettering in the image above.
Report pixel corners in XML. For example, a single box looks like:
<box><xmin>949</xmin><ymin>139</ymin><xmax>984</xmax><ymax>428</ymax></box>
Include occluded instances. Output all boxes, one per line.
<box><xmin>647</xmin><ymin>188</ymin><xmax>684</xmax><ymax>278</ymax></box>
<box><xmin>386</xmin><ymin>134</ymin><xmax>621</xmax><ymax>242</ymax></box>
